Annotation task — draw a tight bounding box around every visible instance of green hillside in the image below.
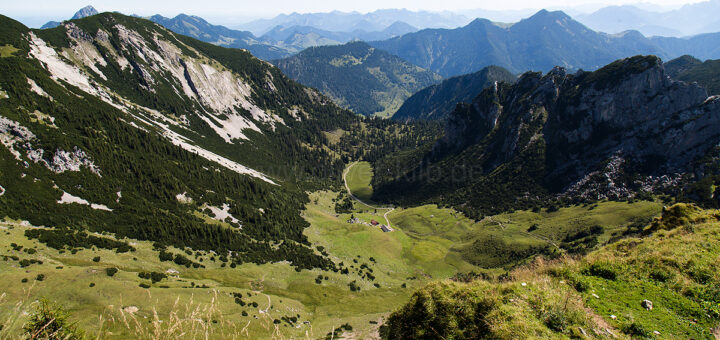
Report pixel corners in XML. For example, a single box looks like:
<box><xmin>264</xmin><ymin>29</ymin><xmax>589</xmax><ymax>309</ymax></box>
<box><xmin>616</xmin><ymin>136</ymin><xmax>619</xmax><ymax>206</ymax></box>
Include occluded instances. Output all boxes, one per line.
<box><xmin>666</xmin><ymin>55</ymin><xmax>720</xmax><ymax>95</ymax></box>
<box><xmin>384</xmin><ymin>204</ymin><xmax>720</xmax><ymax>339</ymax></box>
<box><xmin>273</xmin><ymin>41</ymin><xmax>443</xmax><ymax>117</ymax></box>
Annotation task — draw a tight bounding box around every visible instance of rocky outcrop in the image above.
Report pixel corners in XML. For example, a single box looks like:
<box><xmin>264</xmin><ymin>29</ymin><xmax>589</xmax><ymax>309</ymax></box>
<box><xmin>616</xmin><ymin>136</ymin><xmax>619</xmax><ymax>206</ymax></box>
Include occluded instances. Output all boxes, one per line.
<box><xmin>438</xmin><ymin>55</ymin><xmax>720</xmax><ymax>195</ymax></box>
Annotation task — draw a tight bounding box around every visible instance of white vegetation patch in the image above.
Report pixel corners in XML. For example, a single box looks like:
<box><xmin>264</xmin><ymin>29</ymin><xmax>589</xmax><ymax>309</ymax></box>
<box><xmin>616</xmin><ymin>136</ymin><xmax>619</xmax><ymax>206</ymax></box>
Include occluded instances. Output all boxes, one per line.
<box><xmin>176</xmin><ymin>192</ymin><xmax>193</xmax><ymax>204</ymax></box>
<box><xmin>57</xmin><ymin>190</ymin><xmax>112</xmax><ymax>211</ymax></box>
<box><xmin>0</xmin><ymin>185</ymin><xmax>5</xmax><ymax>196</ymax></box>
<box><xmin>27</xmin><ymin>78</ymin><xmax>53</xmax><ymax>100</ymax></box>
<box><xmin>205</xmin><ymin>204</ymin><xmax>241</xmax><ymax>226</ymax></box>
<box><xmin>116</xmin><ymin>191</ymin><xmax>122</xmax><ymax>203</ymax></box>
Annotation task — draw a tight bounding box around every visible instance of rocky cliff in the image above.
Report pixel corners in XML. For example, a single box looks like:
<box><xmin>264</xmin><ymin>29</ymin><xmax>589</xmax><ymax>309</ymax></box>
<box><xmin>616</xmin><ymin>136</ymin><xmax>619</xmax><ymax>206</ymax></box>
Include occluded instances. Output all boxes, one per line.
<box><xmin>374</xmin><ymin>55</ymin><xmax>720</xmax><ymax>216</ymax></box>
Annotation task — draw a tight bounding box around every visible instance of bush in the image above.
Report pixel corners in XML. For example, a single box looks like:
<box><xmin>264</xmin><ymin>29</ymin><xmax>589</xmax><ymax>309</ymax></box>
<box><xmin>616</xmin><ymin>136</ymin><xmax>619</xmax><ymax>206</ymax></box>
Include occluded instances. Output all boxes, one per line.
<box><xmin>622</xmin><ymin>322</ymin><xmax>651</xmax><ymax>338</ymax></box>
<box><xmin>35</xmin><ymin>274</ymin><xmax>45</xmax><ymax>281</ymax></box>
<box><xmin>92</xmin><ymin>256</ymin><xmax>101</xmax><ymax>262</ymax></box>
<box><xmin>139</xmin><ymin>283</ymin><xmax>151</xmax><ymax>289</ymax></box>
<box><xmin>582</xmin><ymin>261</ymin><xmax>618</xmax><ymax>280</ymax></box>
<box><xmin>24</xmin><ymin>299</ymin><xmax>83</xmax><ymax>340</ymax></box>
<box><xmin>106</xmin><ymin>267</ymin><xmax>118</xmax><ymax>277</ymax></box>
<box><xmin>649</xmin><ymin>268</ymin><xmax>672</xmax><ymax>282</ymax></box>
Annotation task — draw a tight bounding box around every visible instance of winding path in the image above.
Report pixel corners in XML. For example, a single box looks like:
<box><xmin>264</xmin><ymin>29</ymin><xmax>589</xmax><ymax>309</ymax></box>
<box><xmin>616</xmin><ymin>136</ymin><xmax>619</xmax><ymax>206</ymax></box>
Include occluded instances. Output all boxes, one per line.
<box><xmin>343</xmin><ymin>161</ymin><xmax>395</xmax><ymax>229</ymax></box>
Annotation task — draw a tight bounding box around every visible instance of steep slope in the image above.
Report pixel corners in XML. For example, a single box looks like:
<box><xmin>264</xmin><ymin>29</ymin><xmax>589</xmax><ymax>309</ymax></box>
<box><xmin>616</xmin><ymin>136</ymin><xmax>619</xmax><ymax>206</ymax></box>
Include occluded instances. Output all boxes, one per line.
<box><xmin>371</xmin><ymin>10</ymin><xmax>665</xmax><ymax>77</ymax></box>
<box><xmin>392</xmin><ymin>66</ymin><xmax>516</xmax><ymax>121</ymax></box>
<box><xmin>273</xmin><ymin>41</ymin><xmax>443</xmax><ymax>116</ymax></box>
<box><xmin>384</xmin><ymin>204</ymin><xmax>720</xmax><ymax>339</ymax></box>
<box><xmin>373</xmin><ymin>56</ymin><xmax>720</xmax><ymax>218</ymax></box>
<box><xmin>0</xmin><ymin>12</ymin><xmax>360</xmax><ymax>270</ymax></box>
<box><xmin>148</xmin><ymin>14</ymin><xmax>291</xmax><ymax>60</ymax></box>
<box><xmin>666</xmin><ymin>55</ymin><xmax>720</xmax><ymax>95</ymax></box>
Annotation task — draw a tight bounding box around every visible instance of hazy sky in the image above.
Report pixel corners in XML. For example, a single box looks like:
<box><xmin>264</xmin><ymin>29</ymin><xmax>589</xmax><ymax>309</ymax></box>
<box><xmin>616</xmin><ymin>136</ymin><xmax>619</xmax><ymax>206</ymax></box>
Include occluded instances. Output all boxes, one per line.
<box><xmin>1</xmin><ymin>0</ymin><xmax>708</xmax><ymax>27</ymax></box>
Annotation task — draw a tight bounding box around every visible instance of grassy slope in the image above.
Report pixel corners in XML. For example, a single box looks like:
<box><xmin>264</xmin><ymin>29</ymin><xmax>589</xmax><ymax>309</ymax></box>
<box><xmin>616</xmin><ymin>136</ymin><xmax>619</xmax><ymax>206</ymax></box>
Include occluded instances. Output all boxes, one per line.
<box><xmin>346</xmin><ymin>161</ymin><xmax>375</xmax><ymax>202</ymax></box>
<box><xmin>385</xmin><ymin>204</ymin><xmax>720</xmax><ymax>339</ymax></box>
<box><xmin>0</xmin><ymin>162</ymin><xmax>667</xmax><ymax>339</ymax></box>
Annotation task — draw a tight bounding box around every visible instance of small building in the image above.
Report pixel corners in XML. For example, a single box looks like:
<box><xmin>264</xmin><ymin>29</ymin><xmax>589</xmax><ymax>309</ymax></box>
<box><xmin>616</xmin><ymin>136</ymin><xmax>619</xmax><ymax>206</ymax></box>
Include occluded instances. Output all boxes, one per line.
<box><xmin>380</xmin><ymin>225</ymin><xmax>392</xmax><ymax>232</ymax></box>
<box><xmin>370</xmin><ymin>220</ymin><xmax>379</xmax><ymax>226</ymax></box>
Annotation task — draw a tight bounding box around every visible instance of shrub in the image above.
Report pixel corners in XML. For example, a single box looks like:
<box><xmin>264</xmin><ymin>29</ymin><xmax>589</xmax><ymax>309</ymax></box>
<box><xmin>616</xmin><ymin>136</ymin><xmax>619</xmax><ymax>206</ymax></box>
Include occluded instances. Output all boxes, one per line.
<box><xmin>23</xmin><ymin>299</ymin><xmax>83</xmax><ymax>340</ymax></box>
<box><xmin>139</xmin><ymin>283</ymin><xmax>151</xmax><ymax>289</ymax></box>
<box><xmin>106</xmin><ymin>267</ymin><xmax>118</xmax><ymax>277</ymax></box>
<box><xmin>35</xmin><ymin>274</ymin><xmax>45</xmax><ymax>281</ymax></box>
<box><xmin>159</xmin><ymin>250</ymin><xmax>174</xmax><ymax>262</ymax></box>
<box><xmin>92</xmin><ymin>256</ymin><xmax>101</xmax><ymax>262</ymax></box>
<box><xmin>622</xmin><ymin>322</ymin><xmax>651</xmax><ymax>338</ymax></box>
<box><xmin>582</xmin><ymin>261</ymin><xmax>618</xmax><ymax>280</ymax></box>
<box><xmin>649</xmin><ymin>268</ymin><xmax>673</xmax><ymax>283</ymax></box>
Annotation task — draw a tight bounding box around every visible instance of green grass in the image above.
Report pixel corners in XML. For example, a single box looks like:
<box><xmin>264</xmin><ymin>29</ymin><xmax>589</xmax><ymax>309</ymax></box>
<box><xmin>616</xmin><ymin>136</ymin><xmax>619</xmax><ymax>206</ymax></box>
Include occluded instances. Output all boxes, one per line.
<box><xmin>385</xmin><ymin>204</ymin><xmax>720</xmax><ymax>339</ymax></box>
<box><xmin>0</xmin><ymin>217</ymin><xmax>391</xmax><ymax>339</ymax></box>
<box><xmin>0</xmin><ymin>44</ymin><xmax>19</xmax><ymax>58</ymax></box>
<box><xmin>0</xmin><ymin>160</ymin><xmax>667</xmax><ymax>339</ymax></box>
<box><xmin>346</xmin><ymin>161</ymin><xmax>374</xmax><ymax>202</ymax></box>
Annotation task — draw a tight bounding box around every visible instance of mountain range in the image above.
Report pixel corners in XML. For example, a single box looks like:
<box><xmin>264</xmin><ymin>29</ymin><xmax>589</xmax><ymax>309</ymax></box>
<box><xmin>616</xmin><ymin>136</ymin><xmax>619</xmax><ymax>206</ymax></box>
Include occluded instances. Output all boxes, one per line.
<box><xmin>370</xmin><ymin>9</ymin><xmax>720</xmax><ymax>77</ymax></box>
<box><xmin>234</xmin><ymin>9</ymin><xmax>472</xmax><ymax>36</ymax></box>
<box><xmin>260</xmin><ymin>21</ymin><xmax>417</xmax><ymax>54</ymax></box>
<box><xmin>272</xmin><ymin>41</ymin><xmax>442</xmax><ymax>116</ymax></box>
<box><xmin>2</xmin><ymin>4</ymin><xmax>720</xmax><ymax>339</ymax></box>
<box><xmin>576</xmin><ymin>0</ymin><xmax>720</xmax><ymax>37</ymax></box>
<box><xmin>147</xmin><ymin>14</ymin><xmax>291</xmax><ymax>60</ymax></box>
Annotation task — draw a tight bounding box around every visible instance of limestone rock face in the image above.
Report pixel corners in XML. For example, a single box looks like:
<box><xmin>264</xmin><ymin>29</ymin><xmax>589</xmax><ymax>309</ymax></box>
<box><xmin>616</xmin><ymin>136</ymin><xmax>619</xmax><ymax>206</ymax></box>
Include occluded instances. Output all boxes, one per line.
<box><xmin>438</xmin><ymin>55</ymin><xmax>720</xmax><ymax>195</ymax></box>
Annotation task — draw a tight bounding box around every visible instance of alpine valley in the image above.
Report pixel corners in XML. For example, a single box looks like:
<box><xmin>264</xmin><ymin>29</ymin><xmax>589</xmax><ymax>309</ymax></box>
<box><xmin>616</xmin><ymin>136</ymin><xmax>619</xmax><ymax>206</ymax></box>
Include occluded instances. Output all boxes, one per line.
<box><xmin>0</xmin><ymin>4</ymin><xmax>719</xmax><ymax>340</ymax></box>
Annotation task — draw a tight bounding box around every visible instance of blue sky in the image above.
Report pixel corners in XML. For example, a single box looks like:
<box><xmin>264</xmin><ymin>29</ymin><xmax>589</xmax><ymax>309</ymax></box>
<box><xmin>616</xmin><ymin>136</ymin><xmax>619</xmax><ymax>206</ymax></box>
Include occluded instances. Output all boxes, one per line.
<box><xmin>1</xmin><ymin>0</ymin><xmax>707</xmax><ymax>27</ymax></box>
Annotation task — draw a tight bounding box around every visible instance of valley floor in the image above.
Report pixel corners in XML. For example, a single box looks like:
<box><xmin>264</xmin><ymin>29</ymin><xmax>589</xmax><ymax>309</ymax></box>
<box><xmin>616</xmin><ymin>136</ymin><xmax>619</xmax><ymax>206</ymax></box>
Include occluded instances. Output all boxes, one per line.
<box><xmin>0</xmin><ymin>162</ymin><xmax>669</xmax><ymax>339</ymax></box>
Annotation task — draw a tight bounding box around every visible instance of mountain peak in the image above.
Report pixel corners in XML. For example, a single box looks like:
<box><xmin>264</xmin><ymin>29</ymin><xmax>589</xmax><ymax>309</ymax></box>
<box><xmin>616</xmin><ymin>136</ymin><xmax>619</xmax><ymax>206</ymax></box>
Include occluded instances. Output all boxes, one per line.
<box><xmin>71</xmin><ymin>5</ymin><xmax>99</xmax><ymax>20</ymax></box>
<box><xmin>525</xmin><ymin>9</ymin><xmax>572</xmax><ymax>22</ymax></box>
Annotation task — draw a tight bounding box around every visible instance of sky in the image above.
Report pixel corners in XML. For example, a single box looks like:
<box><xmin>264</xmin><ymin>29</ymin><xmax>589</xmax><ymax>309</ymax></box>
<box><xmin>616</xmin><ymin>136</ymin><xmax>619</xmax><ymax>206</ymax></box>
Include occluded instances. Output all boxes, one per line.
<box><xmin>0</xmin><ymin>0</ymin><xmax>709</xmax><ymax>28</ymax></box>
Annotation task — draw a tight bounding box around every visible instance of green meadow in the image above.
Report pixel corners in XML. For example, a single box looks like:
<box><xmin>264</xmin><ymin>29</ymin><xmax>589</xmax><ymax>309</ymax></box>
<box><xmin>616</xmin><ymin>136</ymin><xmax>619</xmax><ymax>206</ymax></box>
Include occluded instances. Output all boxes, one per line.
<box><xmin>0</xmin><ymin>162</ymin><xmax>664</xmax><ymax>338</ymax></box>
